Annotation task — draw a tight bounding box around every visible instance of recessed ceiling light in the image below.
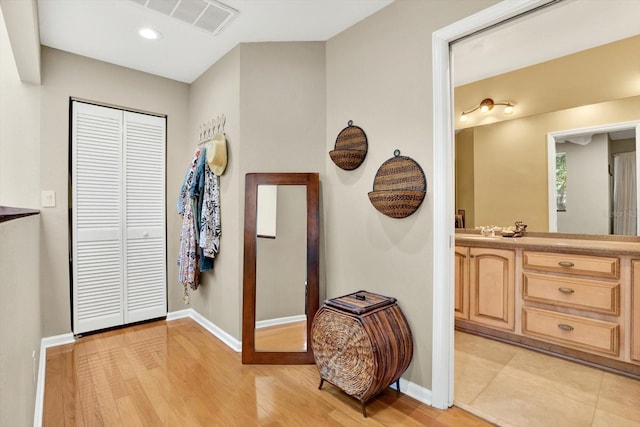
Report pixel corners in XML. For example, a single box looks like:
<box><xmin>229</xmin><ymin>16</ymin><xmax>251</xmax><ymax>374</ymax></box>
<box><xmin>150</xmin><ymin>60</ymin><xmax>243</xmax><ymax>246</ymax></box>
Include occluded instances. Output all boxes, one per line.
<box><xmin>139</xmin><ymin>27</ymin><xmax>162</xmax><ymax>40</ymax></box>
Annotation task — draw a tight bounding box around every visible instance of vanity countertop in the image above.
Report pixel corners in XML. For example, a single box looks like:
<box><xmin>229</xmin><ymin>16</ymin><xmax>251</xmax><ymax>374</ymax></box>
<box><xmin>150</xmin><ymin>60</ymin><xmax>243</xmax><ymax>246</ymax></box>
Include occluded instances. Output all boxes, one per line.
<box><xmin>455</xmin><ymin>233</ymin><xmax>640</xmax><ymax>256</ymax></box>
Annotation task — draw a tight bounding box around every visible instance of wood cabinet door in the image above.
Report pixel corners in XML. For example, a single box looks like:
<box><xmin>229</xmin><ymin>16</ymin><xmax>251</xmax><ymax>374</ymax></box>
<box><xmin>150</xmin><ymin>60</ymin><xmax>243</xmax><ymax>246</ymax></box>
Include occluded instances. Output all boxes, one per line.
<box><xmin>632</xmin><ymin>260</ymin><xmax>640</xmax><ymax>363</ymax></box>
<box><xmin>469</xmin><ymin>248</ymin><xmax>515</xmax><ymax>330</ymax></box>
<box><xmin>454</xmin><ymin>246</ymin><xmax>469</xmax><ymax>320</ymax></box>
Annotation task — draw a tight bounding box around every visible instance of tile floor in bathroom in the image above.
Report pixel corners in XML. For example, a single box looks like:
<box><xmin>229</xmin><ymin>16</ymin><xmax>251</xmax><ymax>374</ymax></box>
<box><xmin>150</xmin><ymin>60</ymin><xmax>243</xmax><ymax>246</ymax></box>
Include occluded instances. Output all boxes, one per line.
<box><xmin>454</xmin><ymin>331</ymin><xmax>640</xmax><ymax>427</ymax></box>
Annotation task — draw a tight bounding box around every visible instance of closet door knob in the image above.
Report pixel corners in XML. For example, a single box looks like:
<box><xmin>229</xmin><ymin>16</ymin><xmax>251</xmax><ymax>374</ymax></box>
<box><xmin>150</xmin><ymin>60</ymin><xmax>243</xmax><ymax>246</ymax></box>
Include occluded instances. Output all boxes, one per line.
<box><xmin>143</xmin><ymin>232</ymin><xmax>149</xmax><ymax>237</ymax></box>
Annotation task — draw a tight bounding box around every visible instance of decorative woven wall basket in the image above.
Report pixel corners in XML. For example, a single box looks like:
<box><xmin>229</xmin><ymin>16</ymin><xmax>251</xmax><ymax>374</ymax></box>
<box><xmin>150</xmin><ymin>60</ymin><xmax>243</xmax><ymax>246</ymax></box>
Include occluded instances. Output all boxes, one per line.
<box><xmin>368</xmin><ymin>149</ymin><xmax>426</xmax><ymax>218</ymax></box>
<box><xmin>329</xmin><ymin>120</ymin><xmax>367</xmax><ymax>170</ymax></box>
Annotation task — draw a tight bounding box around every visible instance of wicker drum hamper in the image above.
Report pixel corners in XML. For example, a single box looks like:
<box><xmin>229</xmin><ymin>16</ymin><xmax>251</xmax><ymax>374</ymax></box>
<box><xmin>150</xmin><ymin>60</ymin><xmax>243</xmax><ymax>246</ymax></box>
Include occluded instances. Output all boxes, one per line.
<box><xmin>310</xmin><ymin>291</ymin><xmax>413</xmax><ymax>417</ymax></box>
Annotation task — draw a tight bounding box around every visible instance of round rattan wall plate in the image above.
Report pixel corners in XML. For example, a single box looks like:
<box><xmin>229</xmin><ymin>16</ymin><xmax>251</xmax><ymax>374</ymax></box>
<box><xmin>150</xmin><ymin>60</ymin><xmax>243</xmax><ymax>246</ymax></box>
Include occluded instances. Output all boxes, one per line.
<box><xmin>329</xmin><ymin>120</ymin><xmax>367</xmax><ymax>170</ymax></box>
<box><xmin>368</xmin><ymin>149</ymin><xmax>426</xmax><ymax>218</ymax></box>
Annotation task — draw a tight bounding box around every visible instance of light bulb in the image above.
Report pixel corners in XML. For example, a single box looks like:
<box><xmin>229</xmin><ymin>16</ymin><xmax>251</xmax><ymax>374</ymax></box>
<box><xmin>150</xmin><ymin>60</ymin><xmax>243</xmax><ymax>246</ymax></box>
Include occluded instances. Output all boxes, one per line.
<box><xmin>460</xmin><ymin>113</ymin><xmax>467</xmax><ymax>121</ymax></box>
<box><xmin>504</xmin><ymin>104</ymin><xmax>514</xmax><ymax>114</ymax></box>
<box><xmin>480</xmin><ymin>105</ymin><xmax>489</xmax><ymax>113</ymax></box>
<box><xmin>139</xmin><ymin>27</ymin><xmax>161</xmax><ymax>40</ymax></box>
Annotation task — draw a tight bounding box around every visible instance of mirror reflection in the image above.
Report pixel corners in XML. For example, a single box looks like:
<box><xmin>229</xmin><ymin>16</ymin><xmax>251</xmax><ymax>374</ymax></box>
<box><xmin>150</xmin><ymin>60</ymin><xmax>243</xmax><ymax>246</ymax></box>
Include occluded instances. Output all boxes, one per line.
<box><xmin>254</xmin><ymin>185</ymin><xmax>307</xmax><ymax>352</ymax></box>
<box><xmin>551</xmin><ymin>129</ymin><xmax>638</xmax><ymax>235</ymax></box>
<box><xmin>453</xmin><ymin>34</ymin><xmax>640</xmax><ymax>235</ymax></box>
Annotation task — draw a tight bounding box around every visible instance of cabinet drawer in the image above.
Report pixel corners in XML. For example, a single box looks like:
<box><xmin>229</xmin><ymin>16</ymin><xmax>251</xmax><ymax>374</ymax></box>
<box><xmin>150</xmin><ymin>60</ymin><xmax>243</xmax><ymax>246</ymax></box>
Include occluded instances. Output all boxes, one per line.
<box><xmin>523</xmin><ymin>251</ymin><xmax>619</xmax><ymax>279</ymax></box>
<box><xmin>523</xmin><ymin>273</ymin><xmax>620</xmax><ymax>315</ymax></box>
<box><xmin>522</xmin><ymin>307</ymin><xmax>619</xmax><ymax>356</ymax></box>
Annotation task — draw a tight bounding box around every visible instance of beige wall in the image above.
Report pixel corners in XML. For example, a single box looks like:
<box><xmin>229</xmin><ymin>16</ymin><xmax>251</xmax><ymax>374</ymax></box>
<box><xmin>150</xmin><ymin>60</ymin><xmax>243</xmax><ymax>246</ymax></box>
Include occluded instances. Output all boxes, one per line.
<box><xmin>0</xmin><ymin>6</ymin><xmax>40</xmax><ymax>208</ymax></box>
<box><xmin>467</xmin><ymin>95</ymin><xmax>640</xmax><ymax>231</ymax></box>
<box><xmin>0</xmin><ymin>216</ymin><xmax>41</xmax><ymax>427</ymax></box>
<box><xmin>610</xmin><ymin>138</ymin><xmax>635</xmax><ymax>155</ymax></box>
<box><xmin>455</xmin><ymin>35</ymin><xmax>640</xmax><ymax>129</ymax></box>
<box><xmin>238</xmin><ymin>42</ymin><xmax>327</xmax><ymax>174</ymax></box>
<box><xmin>39</xmin><ymin>47</ymin><xmax>190</xmax><ymax>335</ymax></box>
<box><xmin>325</xmin><ymin>0</ymin><xmax>499</xmax><ymax>390</ymax></box>
<box><xmin>187</xmin><ymin>42</ymin><xmax>325</xmax><ymax>340</ymax></box>
<box><xmin>185</xmin><ymin>45</ymin><xmax>241</xmax><ymax>336</ymax></box>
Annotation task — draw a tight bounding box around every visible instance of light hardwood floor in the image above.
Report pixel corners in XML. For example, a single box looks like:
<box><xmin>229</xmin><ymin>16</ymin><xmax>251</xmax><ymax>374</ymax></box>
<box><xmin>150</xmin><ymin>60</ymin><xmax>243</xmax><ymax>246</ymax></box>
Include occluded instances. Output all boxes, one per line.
<box><xmin>44</xmin><ymin>318</ymin><xmax>492</xmax><ymax>426</ymax></box>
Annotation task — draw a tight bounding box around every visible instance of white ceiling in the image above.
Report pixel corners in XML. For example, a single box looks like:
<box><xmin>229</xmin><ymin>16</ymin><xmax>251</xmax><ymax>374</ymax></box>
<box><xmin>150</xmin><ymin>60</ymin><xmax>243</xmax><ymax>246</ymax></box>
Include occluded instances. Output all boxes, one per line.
<box><xmin>453</xmin><ymin>0</ymin><xmax>640</xmax><ymax>87</ymax></box>
<box><xmin>35</xmin><ymin>0</ymin><xmax>640</xmax><ymax>86</ymax></box>
<box><xmin>37</xmin><ymin>0</ymin><xmax>393</xmax><ymax>83</ymax></box>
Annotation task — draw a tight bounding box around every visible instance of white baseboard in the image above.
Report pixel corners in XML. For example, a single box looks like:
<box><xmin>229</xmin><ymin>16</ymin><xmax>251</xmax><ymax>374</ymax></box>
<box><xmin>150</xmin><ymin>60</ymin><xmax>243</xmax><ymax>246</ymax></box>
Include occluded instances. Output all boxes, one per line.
<box><xmin>167</xmin><ymin>308</ymin><xmax>242</xmax><ymax>353</ymax></box>
<box><xmin>255</xmin><ymin>314</ymin><xmax>306</xmax><ymax>329</ymax></box>
<box><xmin>389</xmin><ymin>377</ymin><xmax>433</xmax><ymax>407</ymax></box>
<box><xmin>166</xmin><ymin>309</ymin><xmax>192</xmax><ymax>321</ymax></box>
<box><xmin>34</xmin><ymin>333</ymin><xmax>75</xmax><ymax>427</ymax></box>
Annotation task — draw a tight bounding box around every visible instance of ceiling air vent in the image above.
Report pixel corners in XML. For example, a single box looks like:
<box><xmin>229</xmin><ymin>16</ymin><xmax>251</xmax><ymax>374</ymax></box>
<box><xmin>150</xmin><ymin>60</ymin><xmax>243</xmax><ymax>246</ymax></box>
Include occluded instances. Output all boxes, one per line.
<box><xmin>131</xmin><ymin>0</ymin><xmax>238</xmax><ymax>35</ymax></box>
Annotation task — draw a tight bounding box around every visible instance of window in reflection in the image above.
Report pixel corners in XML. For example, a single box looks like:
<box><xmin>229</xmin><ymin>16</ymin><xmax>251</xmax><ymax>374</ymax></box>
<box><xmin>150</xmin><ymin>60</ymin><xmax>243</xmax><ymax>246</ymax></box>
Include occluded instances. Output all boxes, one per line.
<box><xmin>256</xmin><ymin>185</ymin><xmax>277</xmax><ymax>239</ymax></box>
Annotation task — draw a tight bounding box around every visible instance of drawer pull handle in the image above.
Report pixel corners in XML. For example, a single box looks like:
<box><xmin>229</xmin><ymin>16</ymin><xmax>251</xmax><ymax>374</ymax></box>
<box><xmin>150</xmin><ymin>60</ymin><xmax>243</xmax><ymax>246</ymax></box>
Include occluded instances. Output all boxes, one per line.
<box><xmin>558</xmin><ymin>261</ymin><xmax>575</xmax><ymax>268</ymax></box>
<box><xmin>558</xmin><ymin>287</ymin><xmax>575</xmax><ymax>294</ymax></box>
<box><xmin>557</xmin><ymin>323</ymin><xmax>574</xmax><ymax>331</ymax></box>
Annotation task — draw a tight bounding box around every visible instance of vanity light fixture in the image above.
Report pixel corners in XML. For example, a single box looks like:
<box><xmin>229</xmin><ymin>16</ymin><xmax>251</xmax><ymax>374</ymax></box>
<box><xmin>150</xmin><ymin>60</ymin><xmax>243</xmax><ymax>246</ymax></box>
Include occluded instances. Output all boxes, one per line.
<box><xmin>460</xmin><ymin>98</ymin><xmax>514</xmax><ymax>121</ymax></box>
<box><xmin>139</xmin><ymin>27</ymin><xmax>162</xmax><ymax>40</ymax></box>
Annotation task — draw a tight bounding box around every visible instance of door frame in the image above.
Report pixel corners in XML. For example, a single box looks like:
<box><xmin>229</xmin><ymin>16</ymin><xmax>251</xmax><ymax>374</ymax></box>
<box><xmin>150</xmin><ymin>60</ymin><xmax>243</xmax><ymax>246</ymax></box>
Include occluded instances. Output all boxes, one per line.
<box><xmin>430</xmin><ymin>0</ymin><xmax>551</xmax><ymax>409</ymax></box>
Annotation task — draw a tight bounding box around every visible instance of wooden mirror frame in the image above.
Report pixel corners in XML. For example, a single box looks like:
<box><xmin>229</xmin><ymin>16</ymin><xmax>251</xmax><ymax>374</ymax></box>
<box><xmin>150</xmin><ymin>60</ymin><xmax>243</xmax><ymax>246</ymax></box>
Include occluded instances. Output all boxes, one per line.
<box><xmin>242</xmin><ymin>172</ymin><xmax>320</xmax><ymax>364</ymax></box>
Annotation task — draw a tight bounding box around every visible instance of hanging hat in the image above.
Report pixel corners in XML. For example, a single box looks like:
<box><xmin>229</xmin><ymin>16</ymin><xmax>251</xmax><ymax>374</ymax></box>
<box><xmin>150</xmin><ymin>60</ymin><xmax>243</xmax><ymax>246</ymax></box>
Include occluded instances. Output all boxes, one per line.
<box><xmin>207</xmin><ymin>132</ymin><xmax>227</xmax><ymax>175</ymax></box>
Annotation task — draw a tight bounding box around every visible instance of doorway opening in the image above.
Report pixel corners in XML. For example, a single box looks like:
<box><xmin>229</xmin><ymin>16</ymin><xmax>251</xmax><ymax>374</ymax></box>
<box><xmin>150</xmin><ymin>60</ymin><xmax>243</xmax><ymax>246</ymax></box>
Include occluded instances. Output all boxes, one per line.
<box><xmin>431</xmin><ymin>0</ymin><xmax>640</xmax><ymax>418</ymax></box>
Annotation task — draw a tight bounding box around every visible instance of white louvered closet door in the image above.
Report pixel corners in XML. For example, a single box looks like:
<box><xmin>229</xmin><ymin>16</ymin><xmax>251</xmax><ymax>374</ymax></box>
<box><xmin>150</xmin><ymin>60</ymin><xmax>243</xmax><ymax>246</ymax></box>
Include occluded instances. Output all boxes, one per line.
<box><xmin>123</xmin><ymin>111</ymin><xmax>166</xmax><ymax>324</ymax></box>
<box><xmin>72</xmin><ymin>102</ymin><xmax>166</xmax><ymax>334</ymax></box>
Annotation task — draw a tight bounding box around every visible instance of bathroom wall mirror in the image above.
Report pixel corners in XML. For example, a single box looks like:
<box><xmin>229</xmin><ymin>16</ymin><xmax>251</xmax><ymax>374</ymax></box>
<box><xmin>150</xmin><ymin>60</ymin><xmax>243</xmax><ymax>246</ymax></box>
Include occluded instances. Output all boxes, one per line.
<box><xmin>453</xmin><ymin>33</ymin><xmax>640</xmax><ymax>236</ymax></box>
<box><xmin>547</xmin><ymin>123</ymin><xmax>640</xmax><ymax>235</ymax></box>
<box><xmin>242</xmin><ymin>172</ymin><xmax>319</xmax><ymax>364</ymax></box>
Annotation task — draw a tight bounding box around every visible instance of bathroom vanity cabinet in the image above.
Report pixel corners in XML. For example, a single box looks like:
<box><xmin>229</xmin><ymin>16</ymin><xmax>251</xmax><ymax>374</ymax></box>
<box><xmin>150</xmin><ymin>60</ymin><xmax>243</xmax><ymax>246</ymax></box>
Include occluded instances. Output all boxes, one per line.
<box><xmin>455</xmin><ymin>234</ymin><xmax>640</xmax><ymax>377</ymax></box>
<box><xmin>521</xmin><ymin>251</ymin><xmax>621</xmax><ymax>357</ymax></box>
<box><xmin>632</xmin><ymin>260</ymin><xmax>640</xmax><ymax>363</ymax></box>
<box><xmin>454</xmin><ymin>246</ymin><xmax>469</xmax><ymax>320</ymax></box>
<box><xmin>455</xmin><ymin>247</ymin><xmax>515</xmax><ymax>330</ymax></box>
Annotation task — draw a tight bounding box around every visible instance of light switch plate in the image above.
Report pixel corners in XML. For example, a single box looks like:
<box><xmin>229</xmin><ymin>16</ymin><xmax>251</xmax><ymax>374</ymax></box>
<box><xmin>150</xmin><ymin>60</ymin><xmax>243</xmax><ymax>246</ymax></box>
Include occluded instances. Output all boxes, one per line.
<box><xmin>41</xmin><ymin>190</ymin><xmax>56</xmax><ymax>208</ymax></box>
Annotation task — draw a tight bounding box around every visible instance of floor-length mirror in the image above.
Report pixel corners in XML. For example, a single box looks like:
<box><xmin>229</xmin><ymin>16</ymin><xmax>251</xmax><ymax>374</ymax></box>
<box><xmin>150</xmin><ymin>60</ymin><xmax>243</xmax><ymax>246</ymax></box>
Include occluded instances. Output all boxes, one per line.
<box><xmin>255</xmin><ymin>184</ymin><xmax>307</xmax><ymax>352</ymax></box>
<box><xmin>242</xmin><ymin>172</ymin><xmax>319</xmax><ymax>364</ymax></box>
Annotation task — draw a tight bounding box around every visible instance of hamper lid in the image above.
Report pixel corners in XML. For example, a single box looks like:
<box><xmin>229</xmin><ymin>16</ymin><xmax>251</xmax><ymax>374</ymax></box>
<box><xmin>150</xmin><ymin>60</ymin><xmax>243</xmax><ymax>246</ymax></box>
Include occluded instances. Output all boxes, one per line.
<box><xmin>325</xmin><ymin>290</ymin><xmax>396</xmax><ymax>315</ymax></box>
